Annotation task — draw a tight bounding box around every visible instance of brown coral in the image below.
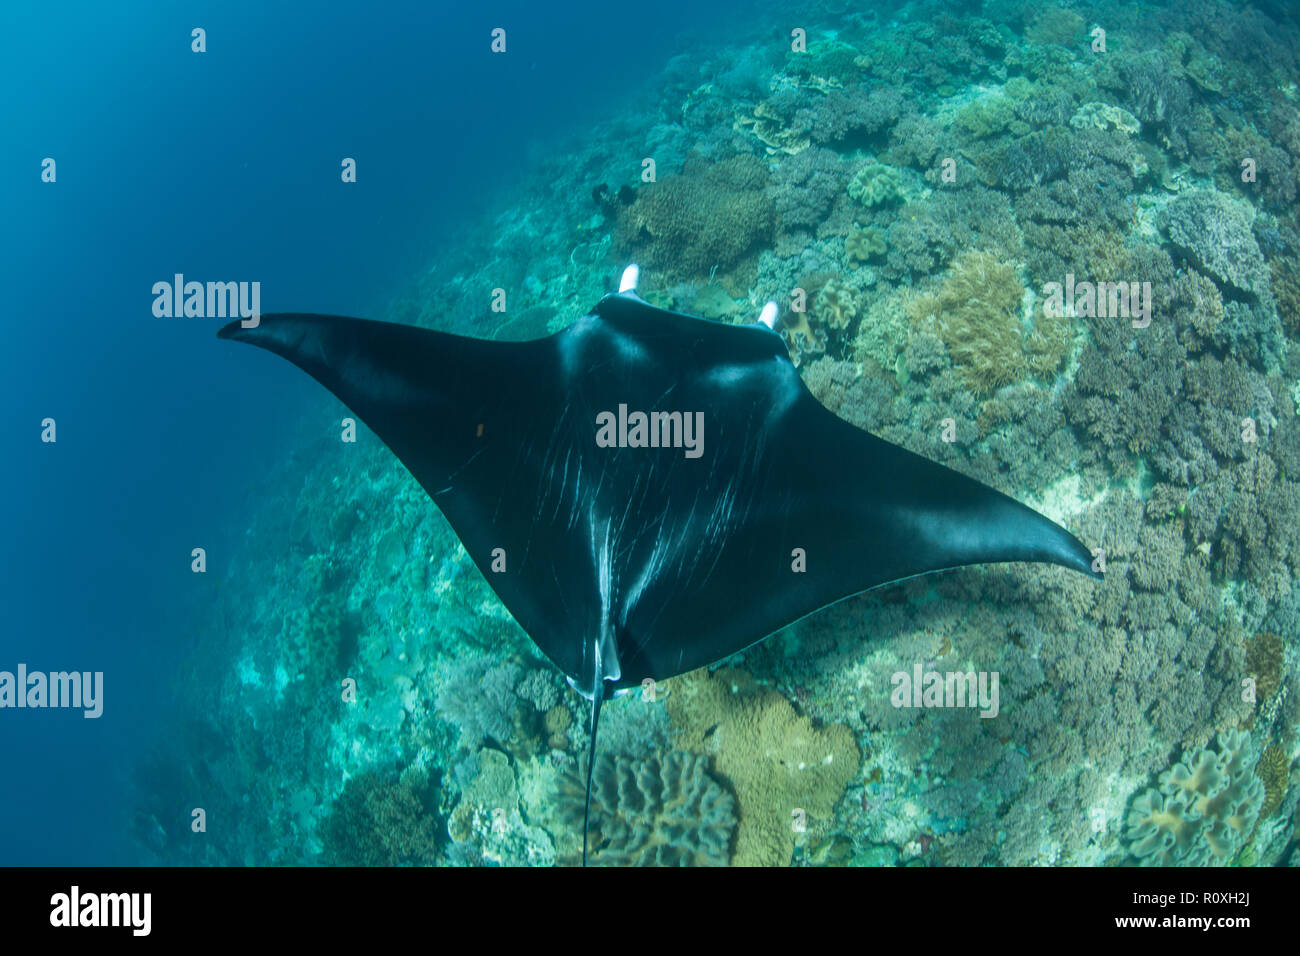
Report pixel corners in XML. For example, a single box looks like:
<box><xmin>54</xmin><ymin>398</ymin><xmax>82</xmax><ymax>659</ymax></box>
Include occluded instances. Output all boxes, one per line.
<box><xmin>907</xmin><ymin>250</ymin><xmax>1063</xmax><ymax>393</ymax></box>
<box><xmin>321</xmin><ymin>767</ymin><xmax>439</xmax><ymax>866</ymax></box>
<box><xmin>734</xmin><ymin>99</ymin><xmax>810</xmax><ymax>155</ymax></box>
<box><xmin>615</xmin><ymin>154</ymin><xmax>774</xmax><ymax>284</ymax></box>
<box><xmin>1256</xmin><ymin>744</ymin><xmax>1290</xmax><ymax>818</ymax></box>
<box><xmin>780</xmin><ymin>310</ymin><xmax>825</xmax><ymax>366</ymax></box>
<box><xmin>544</xmin><ymin>704</ymin><xmax>571</xmax><ymax>751</ymax></box>
<box><xmin>813</xmin><ymin>276</ymin><xmax>859</xmax><ymax>330</ymax></box>
<box><xmin>558</xmin><ymin>751</ymin><xmax>736</xmax><ymax>866</ymax></box>
<box><xmin>1246</xmin><ymin>632</ymin><xmax>1283</xmax><ymax>702</ymax></box>
<box><xmin>665</xmin><ymin>668</ymin><xmax>859</xmax><ymax>867</ymax></box>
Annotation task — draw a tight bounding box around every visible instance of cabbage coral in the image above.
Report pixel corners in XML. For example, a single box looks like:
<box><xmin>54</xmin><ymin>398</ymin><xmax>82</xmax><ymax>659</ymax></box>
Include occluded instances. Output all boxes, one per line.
<box><xmin>847</xmin><ymin>162</ymin><xmax>904</xmax><ymax>208</ymax></box>
<box><xmin>1126</xmin><ymin>730</ymin><xmax>1264</xmax><ymax>865</ymax></box>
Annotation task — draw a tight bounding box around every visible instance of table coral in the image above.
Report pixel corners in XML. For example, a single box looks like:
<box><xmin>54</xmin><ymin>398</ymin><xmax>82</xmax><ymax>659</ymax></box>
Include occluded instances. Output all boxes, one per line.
<box><xmin>665</xmin><ymin>668</ymin><xmax>859</xmax><ymax>867</ymax></box>
<box><xmin>1125</xmin><ymin>730</ymin><xmax>1264</xmax><ymax>865</ymax></box>
<box><xmin>1157</xmin><ymin>190</ymin><xmax>1269</xmax><ymax>299</ymax></box>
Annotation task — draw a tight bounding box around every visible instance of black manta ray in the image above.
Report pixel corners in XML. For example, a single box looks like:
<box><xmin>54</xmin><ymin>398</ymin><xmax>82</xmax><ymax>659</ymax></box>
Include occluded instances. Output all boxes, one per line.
<box><xmin>219</xmin><ymin>265</ymin><xmax>1100</xmax><ymax>864</ymax></box>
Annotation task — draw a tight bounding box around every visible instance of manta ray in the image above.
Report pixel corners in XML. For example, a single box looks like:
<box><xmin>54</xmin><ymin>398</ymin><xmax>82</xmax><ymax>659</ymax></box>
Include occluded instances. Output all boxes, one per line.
<box><xmin>219</xmin><ymin>265</ymin><xmax>1100</xmax><ymax>865</ymax></box>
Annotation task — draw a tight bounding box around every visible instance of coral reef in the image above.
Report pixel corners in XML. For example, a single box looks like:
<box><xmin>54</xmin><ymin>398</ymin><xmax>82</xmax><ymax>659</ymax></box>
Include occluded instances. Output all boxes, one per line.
<box><xmin>907</xmin><ymin>250</ymin><xmax>1060</xmax><ymax>393</ymax></box>
<box><xmin>161</xmin><ymin>0</ymin><xmax>1300</xmax><ymax>871</ymax></box>
<box><xmin>616</xmin><ymin>153</ymin><xmax>773</xmax><ymax>283</ymax></box>
<box><xmin>1256</xmin><ymin>744</ymin><xmax>1290</xmax><ymax>818</ymax></box>
<box><xmin>558</xmin><ymin>750</ymin><xmax>736</xmax><ymax>866</ymax></box>
<box><xmin>320</xmin><ymin>766</ymin><xmax>440</xmax><ymax>866</ymax></box>
<box><xmin>666</xmin><ymin>668</ymin><xmax>859</xmax><ymax>867</ymax></box>
<box><xmin>1125</xmin><ymin>731</ymin><xmax>1264</xmax><ymax>865</ymax></box>
<box><xmin>847</xmin><ymin>162</ymin><xmax>904</xmax><ymax>208</ymax></box>
<box><xmin>1158</xmin><ymin>190</ymin><xmax>1269</xmax><ymax>298</ymax></box>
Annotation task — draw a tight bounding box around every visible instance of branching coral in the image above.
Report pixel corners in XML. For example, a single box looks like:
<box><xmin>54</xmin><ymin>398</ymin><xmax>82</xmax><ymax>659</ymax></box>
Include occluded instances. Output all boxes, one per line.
<box><xmin>616</xmin><ymin>154</ymin><xmax>774</xmax><ymax>282</ymax></box>
<box><xmin>321</xmin><ymin>766</ymin><xmax>439</xmax><ymax>866</ymax></box>
<box><xmin>558</xmin><ymin>750</ymin><xmax>736</xmax><ymax>866</ymax></box>
<box><xmin>1125</xmin><ymin>731</ymin><xmax>1264</xmax><ymax>865</ymax></box>
<box><xmin>796</xmin><ymin>86</ymin><xmax>906</xmax><ymax>147</ymax></box>
<box><xmin>665</xmin><ymin>668</ymin><xmax>859</xmax><ymax>867</ymax></box>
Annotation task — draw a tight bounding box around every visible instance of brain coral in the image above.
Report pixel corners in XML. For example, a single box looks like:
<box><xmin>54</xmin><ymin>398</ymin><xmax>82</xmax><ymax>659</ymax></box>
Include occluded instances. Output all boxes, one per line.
<box><xmin>666</xmin><ymin>668</ymin><xmax>859</xmax><ymax>867</ymax></box>
<box><xmin>617</xmin><ymin>154</ymin><xmax>774</xmax><ymax>282</ymax></box>
<box><xmin>1125</xmin><ymin>730</ymin><xmax>1264</xmax><ymax>865</ymax></box>
<box><xmin>1157</xmin><ymin>190</ymin><xmax>1268</xmax><ymax>298</ymax></box>
<box><xmin>559</xmin><ymin>750</ymin><xmax>736</xmax><ymax>866</ymax></box>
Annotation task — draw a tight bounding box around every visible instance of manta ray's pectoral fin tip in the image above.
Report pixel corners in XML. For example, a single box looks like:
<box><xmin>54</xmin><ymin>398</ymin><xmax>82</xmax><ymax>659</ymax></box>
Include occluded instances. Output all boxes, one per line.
<box><xmin>216</xmin><ymin>319</ymin><xmax>244</xmax><ymax>340</ymax></box>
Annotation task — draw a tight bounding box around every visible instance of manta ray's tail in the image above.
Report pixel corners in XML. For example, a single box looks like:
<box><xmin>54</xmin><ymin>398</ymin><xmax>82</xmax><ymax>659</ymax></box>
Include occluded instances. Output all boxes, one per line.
<box><xmin>581</xmin><ymin>692</ymin><xmax>603</xmax><ymax>867</ymax></box>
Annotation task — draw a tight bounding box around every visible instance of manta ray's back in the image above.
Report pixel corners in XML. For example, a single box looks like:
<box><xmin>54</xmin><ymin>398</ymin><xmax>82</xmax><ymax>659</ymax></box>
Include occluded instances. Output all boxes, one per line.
<box><xmin>220</xmin><ymin>293</ymin><xmax>1098</xmax><ymax>699</ymax></box>
<box><xmin>220</xmin><ymin>278</ymin><xmax>1099</xmax><ymax>864</ymax></box>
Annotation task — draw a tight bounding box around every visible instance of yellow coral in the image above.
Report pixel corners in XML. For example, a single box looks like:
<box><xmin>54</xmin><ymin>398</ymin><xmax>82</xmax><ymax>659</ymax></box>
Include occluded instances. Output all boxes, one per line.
<box><xmin>665</xmin><ymin>668</ymin><xmax>860</xmax><ymax>867</ymax></box>
<box><xmin>908</xmin><ymin>250</ymin><xmax>1067</xmax><ymax>392</ymax></box>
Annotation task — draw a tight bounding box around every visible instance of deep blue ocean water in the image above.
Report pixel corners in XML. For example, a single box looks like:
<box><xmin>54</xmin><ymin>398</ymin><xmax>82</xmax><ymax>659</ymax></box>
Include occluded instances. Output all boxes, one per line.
<box><xmin>0</xmin><ymin>0</ymin><xmax>759</xmax><ymax>865</ymax></box>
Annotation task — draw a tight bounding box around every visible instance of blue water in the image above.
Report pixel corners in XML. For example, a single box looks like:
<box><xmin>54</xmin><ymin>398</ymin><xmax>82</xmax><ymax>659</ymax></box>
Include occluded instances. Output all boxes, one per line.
<box><xmin>0</xmin><ymin>0</ymin><xmax>759</xmax><ymax>865</ymax></box>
